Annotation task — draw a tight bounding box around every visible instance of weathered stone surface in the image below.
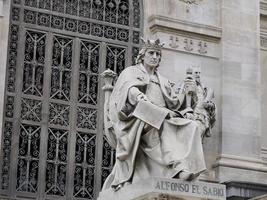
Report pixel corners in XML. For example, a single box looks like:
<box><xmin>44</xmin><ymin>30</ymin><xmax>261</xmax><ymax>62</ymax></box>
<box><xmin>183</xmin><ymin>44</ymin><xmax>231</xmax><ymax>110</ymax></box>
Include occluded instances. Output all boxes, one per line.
<box><xmin>98</xmin><ymin>178</ymin><xmax>226</xmax><ymax>200</ymax></box>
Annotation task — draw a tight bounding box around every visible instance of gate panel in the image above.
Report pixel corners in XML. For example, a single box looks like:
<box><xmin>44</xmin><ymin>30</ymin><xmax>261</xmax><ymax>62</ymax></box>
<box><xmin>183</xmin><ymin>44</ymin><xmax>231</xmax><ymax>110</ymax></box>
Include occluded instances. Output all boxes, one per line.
<box><xmin>0</xmin><ymin>0</ymin><xmax>142</xmax><ymax>199</ymax></box>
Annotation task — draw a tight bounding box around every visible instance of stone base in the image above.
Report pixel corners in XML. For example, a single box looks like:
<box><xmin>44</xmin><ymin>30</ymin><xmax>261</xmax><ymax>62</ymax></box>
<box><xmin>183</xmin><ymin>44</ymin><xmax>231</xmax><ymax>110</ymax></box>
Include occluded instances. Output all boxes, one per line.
<box><xmin>250</xmin><ymin>194</ymin><xmax>267</xmax><ymax>200</ymax></box>
<box><xmin>225</xmin><ymin>181</ymin><xmax>267</xmax><ymax>200</ymax></box>
<box><xmin>98</xmin><ymin>177</ymin><xmax>226</xmax><ymax>200</ymax></box>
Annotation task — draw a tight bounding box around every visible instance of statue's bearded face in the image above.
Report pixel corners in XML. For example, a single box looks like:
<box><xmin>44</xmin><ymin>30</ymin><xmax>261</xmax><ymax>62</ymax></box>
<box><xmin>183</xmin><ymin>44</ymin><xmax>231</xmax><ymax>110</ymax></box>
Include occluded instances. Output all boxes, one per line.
<box><xmin>143</xmin><ymin>48</ymin><xmax>161</xmax><ymax>68</ymax></box>
<box><xmin>194</xmin><ymin>70</ymin><xmax>201</xmax><ymax>83</ymax></box>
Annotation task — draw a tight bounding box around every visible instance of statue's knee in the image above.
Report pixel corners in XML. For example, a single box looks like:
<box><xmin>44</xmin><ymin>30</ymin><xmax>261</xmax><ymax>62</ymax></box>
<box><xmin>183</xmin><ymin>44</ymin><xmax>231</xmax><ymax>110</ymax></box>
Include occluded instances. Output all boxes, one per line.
<box><xmin>189</xmin><ymin>120</ymin><xmax>198</xmax><ymax>128</ymax></box>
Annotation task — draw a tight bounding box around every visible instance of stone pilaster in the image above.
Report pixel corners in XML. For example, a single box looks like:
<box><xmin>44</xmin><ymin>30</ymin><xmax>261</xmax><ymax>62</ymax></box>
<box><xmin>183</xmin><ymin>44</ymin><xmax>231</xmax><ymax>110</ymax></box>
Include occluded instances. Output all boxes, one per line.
<box><xmin>260</xmin><ymin>0</ymin><xmax>267</xmax><ymax>161</ymax></box>
<box><xmin>215</xmin><ymin>0</ymin><xmax>267</xmax><ymax>198</ymax></box>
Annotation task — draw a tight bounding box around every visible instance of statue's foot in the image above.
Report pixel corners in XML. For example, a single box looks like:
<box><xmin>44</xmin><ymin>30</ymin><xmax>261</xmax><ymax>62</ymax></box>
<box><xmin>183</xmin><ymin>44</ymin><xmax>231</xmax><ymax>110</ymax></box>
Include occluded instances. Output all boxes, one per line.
<box><xmin>179</xmin><ymin>170</ymin><xmax>194</xmax><ymax>181</ymax></box>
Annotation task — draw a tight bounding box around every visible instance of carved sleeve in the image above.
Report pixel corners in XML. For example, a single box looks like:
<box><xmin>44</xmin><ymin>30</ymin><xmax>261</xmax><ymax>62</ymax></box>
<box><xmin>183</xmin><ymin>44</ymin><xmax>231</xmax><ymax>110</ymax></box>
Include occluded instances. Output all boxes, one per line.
<box><xmin>128</xmin><ymin>86</ymin><xmax>145</xmax><ymax>106</ymax></box>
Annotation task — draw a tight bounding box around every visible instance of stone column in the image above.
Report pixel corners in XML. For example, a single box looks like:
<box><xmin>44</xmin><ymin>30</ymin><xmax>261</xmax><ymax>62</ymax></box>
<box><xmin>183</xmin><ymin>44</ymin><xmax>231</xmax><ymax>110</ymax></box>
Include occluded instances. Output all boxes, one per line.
<box><xmin>260</xmin><ymin>0</ymin><xmax>267</xmax><ymax>162</ymax></box>
<box><xmin>215</xmin><ymin>0</ymin><xmax>267</xmax><ymax>197</ymax></box>
<box><xmin>0</xmin><ymin>0</ymin><xmax>11</xmax><ymax>150</ymax></box>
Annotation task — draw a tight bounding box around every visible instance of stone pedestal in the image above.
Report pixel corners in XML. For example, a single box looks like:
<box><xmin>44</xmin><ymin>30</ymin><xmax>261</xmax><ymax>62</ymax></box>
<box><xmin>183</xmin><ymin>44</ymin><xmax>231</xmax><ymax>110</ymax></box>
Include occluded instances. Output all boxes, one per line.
<box><xmin>98</xmin><ymin>177</ymin><xmax>226</xmax><ymax>200</ymax></box>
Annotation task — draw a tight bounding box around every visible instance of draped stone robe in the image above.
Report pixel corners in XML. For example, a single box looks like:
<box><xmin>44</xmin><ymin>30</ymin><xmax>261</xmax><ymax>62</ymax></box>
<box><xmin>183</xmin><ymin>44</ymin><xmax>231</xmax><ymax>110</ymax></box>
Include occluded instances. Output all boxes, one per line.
<box><xmin>102</xmin><ymin>63</ymin><xmax>206</xmax><ymax>190</ymax></box>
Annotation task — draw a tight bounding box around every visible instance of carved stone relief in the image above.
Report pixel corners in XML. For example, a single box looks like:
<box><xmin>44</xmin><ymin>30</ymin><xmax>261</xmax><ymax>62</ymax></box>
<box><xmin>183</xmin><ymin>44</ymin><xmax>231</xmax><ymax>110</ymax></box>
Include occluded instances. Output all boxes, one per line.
<box><xmin>155</xmin><ymin>32</ymin><xmax>219</xmax><ymax>58</ymax></box>
<box><xmin>178</xmin><ymin>0</ymin><xmax>203</xmax><ymax>12</ymax></box>
<box><xmin>179</xmin><ymin>0</ymin><xmax>200</xmax><ymax>5</ymax></box>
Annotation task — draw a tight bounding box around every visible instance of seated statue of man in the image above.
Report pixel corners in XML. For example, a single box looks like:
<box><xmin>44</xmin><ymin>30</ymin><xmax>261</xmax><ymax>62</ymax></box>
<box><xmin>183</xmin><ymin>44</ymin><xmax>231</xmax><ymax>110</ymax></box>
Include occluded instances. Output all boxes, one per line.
<box><xmin>102</xmin><ymin>39</ymin><xmax>209</xmax><ymax>191</ymax></box>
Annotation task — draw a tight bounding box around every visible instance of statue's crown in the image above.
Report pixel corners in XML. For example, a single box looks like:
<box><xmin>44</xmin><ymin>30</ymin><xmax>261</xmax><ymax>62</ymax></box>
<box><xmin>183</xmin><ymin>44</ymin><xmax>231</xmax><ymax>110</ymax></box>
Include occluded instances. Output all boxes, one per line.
<box><xmin>141</xmin><ymin>38</ymin><xmax>164</xmax><ymax>50</ymax></box>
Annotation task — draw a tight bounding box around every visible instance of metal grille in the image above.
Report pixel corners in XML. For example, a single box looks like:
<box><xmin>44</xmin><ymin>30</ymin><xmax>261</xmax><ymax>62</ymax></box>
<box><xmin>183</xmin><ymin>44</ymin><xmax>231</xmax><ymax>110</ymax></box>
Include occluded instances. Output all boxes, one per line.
<box><xmin>0</xmin><ymin>0</ymin><xmax>142</xmax><ymax>199</ymax></box>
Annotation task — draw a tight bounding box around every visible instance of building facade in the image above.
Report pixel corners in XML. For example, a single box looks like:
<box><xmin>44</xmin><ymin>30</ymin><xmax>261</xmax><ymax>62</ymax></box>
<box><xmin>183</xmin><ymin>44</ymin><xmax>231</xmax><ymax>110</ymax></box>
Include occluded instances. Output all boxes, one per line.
<box><xmin>0</xmin><ymin>0</ymin><xmax>267</xmax><ymax>199</ymax></box>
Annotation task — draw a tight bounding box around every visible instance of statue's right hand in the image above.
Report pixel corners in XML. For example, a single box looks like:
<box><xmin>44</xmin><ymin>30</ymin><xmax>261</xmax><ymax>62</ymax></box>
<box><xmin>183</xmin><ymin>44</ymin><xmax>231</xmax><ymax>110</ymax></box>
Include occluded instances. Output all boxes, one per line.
<box><xmin>185</xmin><ymin>112</ymin><xmax>196</xmax><ymax>120</ymax></box>
<box><xmin>184</xmin><ymin>79</ymin><xmax>196</xmax><ymax>95</ymax></box>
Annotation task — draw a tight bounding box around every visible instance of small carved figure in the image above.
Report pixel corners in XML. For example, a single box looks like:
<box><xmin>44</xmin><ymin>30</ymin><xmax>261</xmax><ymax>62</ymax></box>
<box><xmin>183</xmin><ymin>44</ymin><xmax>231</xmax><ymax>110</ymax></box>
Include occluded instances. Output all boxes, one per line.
<box><xmin>192</xmin><ymin>66</ymin><xmax>216</xmax><ymax>137</ymax></box>
<box><xmin>178</xmin><ymin>66</ymin><xmax>216</xmax><ymax>137</ymax></box>
<box><xmin>101</xmin><ymin>39</ymin><xmax>210</xmax><ymax>192</ymax></box>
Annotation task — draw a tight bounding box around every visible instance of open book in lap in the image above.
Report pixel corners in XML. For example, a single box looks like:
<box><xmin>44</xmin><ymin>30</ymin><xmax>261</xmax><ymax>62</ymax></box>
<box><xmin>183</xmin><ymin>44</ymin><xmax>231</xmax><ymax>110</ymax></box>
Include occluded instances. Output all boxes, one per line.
<box><xmin>132</xmin><ymin>100</ymin><xmax>169</xmax><ymax>130</ymax></box>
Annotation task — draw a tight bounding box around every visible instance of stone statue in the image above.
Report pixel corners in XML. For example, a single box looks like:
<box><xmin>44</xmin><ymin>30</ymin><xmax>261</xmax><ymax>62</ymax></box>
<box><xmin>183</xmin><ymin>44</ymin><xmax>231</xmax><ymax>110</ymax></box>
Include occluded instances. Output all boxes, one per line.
<box><xmin>101</xmin><ymin>39</ymin><xmax>214</xmax><ymax>192</ymax></box>
<box><xmin>193</xmin><ymin>66</ymin><xmax>216</xmax><ymax>137</ymax></box>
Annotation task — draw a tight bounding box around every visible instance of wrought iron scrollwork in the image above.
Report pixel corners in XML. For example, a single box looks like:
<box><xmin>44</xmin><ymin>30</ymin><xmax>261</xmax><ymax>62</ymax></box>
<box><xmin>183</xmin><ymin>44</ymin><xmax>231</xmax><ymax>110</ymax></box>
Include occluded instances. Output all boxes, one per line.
<box><xmin>21</xmin><ymin>0</ymin><xmax>139</xmax><ymax>43</ymax></box>
<box><xmin>21</xmin><ymin>98</ymin><xmax>42</xmax><ymax>122</ymax></box>
<box><xmin>74</xmin><ymin>132</ymin><xmax>96</xmax><ymax>199</ymax></box>
<box><xmin>49</xmin><ymin>103</ymin><xmax>70</xmax><ymax>126</ymax></box>
<box><xmin>45</xmin><ymin>128</ymin><xmax>68</xmax><ymax>196</ymax></box>
<box><xmin>79</xmin><ymin>41</ymin><xmax>100</xmax><ymax>105</ymax></box>
<box><xmin>16</xmin><ymin>124</ymin><xmax>41</xmax><ymax>193</ymax></box>
<box><xmin>133</xmin><ymin>0</ymin><xmax>141</xmax><ymax>28</ymax></box>
<box><xmin>101</xmin><ymin>136</ymin><xmax>115</xmax><ymax>186</ymax></box>
<box><xmin>106</xmin><ymin>45</ymin><xmax>126</xmax><ymax>75</ymax></box>
<box><xmin>1</xmin><ymin>0</ymin><xmax>142</xmax><ymax>198</ymax></box>
<box><xmin>5</xmin><ymin>96</ymin><xmax>15</xmax><ymax>118</ymax></box>
<box><xmin>77</xmin><ymin>107</ymin><xmax>97</xmax><ymax>130</ymax></box>
<box><xmin>23</xmin><ymin>30</ymin><xmax>46</xmax><ymax>96</ymax></box>
<box><xmin>1</xmin><ymin>122</ymin><xmax>13</xmax><ymax>190</ymax></box>
<box><xmin>7</xmin><ymin>25</ymin><xmax>19</xmax><ymax>93</ymax></box>
<box><xmin>50</xmin><ymin>36</ymin><xmax>73</xmax><ymax>101</ymax></box>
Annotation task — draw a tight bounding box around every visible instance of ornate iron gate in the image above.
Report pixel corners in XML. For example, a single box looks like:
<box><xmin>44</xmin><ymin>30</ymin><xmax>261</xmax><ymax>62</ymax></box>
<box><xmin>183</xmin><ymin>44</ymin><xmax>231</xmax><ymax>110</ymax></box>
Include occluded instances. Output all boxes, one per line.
<box><xmin>0</xmin><ymin>0</ymin><xmax>142</xmax><ymax>199</ymax></box>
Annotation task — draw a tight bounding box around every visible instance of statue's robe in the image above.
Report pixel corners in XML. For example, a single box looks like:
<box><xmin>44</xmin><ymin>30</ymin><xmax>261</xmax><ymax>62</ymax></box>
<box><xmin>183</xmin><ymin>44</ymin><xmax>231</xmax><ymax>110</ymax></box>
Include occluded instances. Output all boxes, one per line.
<box><xmin>103</xmin><ymin>64</ymin><xmax>206</xmax><ymax>189</ymax></box>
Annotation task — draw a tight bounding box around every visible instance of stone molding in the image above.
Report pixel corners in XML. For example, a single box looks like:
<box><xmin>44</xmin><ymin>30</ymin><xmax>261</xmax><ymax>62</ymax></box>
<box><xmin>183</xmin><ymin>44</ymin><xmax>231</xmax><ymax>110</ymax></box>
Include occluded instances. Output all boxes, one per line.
<box><xmin>133</xmin><ymin>193</ymin><xmax>188</xmax><ymax>200</ymax></box>
<box><xmin>148</xmin><ymin>15</ymin><xmax>222</xmax><ymax>41</ymax></box>
<box><xmin>225</xmin><ymin>181</ymin><xmax>267</xmax><ymax>200</ymax></box>
<box><xmin>250</xmin><ymin>194</ymin><xmax>267</xmax><ymax>200</ymax></box>
<box><xmin>260</xmin><ymin>0</ymin><xmax>267</xmax><ymax>16</ymax></box>
<box><xmin>213</xmin><ymin>154</ymin><xmax>267</xmax><ymax>173</ymax></box>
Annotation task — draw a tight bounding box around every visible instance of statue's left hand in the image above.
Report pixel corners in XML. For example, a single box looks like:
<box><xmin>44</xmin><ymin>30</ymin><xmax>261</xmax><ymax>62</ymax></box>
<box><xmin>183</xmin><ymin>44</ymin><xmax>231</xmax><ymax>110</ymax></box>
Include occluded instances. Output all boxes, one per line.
<box><xmin>203</xmin><ymin>101</ymin><xmax>215</xmax><ymax>110</ymax></box>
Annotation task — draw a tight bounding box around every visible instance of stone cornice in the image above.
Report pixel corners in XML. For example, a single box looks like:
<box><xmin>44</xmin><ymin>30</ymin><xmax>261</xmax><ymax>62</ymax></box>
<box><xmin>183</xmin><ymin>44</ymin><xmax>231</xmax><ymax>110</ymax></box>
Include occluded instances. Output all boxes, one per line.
<box><xmin>213</xmin><ymin>154</ymin><xmax>267</xmax><ymax>173</ymax></box>
<box><xmin>148</xmin><ymin>15</ymin><xmax>222</xmax><ymax>41</ymax></box>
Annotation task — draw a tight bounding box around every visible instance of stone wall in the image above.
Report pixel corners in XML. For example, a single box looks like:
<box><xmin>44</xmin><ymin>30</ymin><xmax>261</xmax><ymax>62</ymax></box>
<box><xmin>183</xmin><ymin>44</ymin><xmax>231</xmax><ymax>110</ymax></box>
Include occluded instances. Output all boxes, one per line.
<box><xmin>260</xmin><ymin>0</ymin><xmax>267</xmax><ymax>161</ymax></box>
<box><xmin>142</xmin><ymin>0</ymin><xmax>267</xmax><ymax>198</ymax></box>
<box><xmin>216</xmin><ymin>0</ymin><xmax>267</xmax><ymax>187</ymax></box>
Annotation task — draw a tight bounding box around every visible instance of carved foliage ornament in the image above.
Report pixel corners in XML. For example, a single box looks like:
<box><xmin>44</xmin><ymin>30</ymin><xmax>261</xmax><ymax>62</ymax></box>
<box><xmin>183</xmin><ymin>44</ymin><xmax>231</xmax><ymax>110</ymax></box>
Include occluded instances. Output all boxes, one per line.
<box><xmin>179</xmin><ymin>0</ymin><xmax>202</xmax><ymax>4</ymax></box>
<box><xmin>169</xmin><ymin>35</ymin><xmax>208</xmax><ymax>55</ymax></box>
<box><xmin>178</xmin><ymin>0</ymin><xmax>203</xmax><ymax>12</ymax></box>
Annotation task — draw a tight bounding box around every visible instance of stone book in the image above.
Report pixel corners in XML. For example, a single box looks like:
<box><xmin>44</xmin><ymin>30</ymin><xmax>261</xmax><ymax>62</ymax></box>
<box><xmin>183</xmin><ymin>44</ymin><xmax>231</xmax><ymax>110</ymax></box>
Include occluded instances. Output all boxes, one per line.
<box><xmin>132</xmin><ymin>100</ymin><xmax>169</xmax><ymax>130</ymax></box>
